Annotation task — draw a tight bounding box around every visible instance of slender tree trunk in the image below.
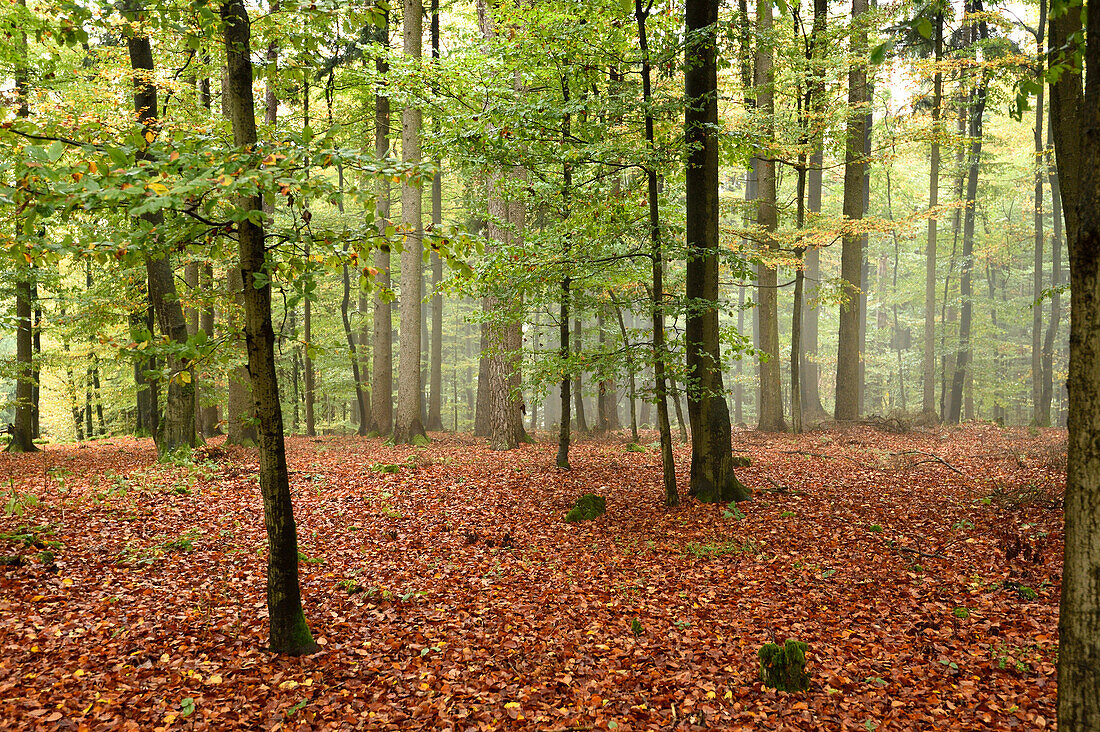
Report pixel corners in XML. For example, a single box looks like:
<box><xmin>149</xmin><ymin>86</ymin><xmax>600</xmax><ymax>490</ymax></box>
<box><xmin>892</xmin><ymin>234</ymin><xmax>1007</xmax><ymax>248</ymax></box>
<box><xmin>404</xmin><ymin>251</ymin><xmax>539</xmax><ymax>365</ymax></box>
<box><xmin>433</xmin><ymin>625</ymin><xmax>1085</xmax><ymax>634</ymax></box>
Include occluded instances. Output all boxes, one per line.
<box><xmin>426</xmin><ymin>0</ymin><xmax>445</xmax><ymax>432</ymax></box>
<box><xmin>835</xmin><ymin>0</ymin><xmax>869</xmax><ymax>421</ymax></box>
<box><xmin>124</xmin><ymin>6</ymin><xmax>196</xmax><ymax>454</ymax></box>
<box><xmin>393</xmin><ymin>0</ymin><xmax>427</xmax><ymax>444</ymax></box>
<box><xmin>572</xmin><ymin>316</ymin><xmax>589</xmax><ymax>433</ymax></box>
<box><xmin>371</xmin><ymin>38</ymin><xmax>394</xmax><ymax>436</ymax></box>
<box><xmin>8</xmin><ymin>270</ymin><xmax>37</xmax><ymax>452</ymax></box>
<box><xmin>301</xmin><ymin>84</ymin><xmax>317</xmax><ymax>438</ymax></box>
<box><xmin>1031</xmin><ymin>0</ymin><xmax>1048</xmax><ymax>424</ymax></box>
<box><xmin>1040</xmin><ymin>123</ymin><xmax>1063</xmax><ymax>424</ymax></box>
<box><xmin>222</xmin><ymin>0</ymin><xmax>317</xmax><ymax>656</ymax></box>
<box><xmin>685</xmin><ymin>0</ymin><xmax>749</xmax><ymax>502</ymax></box>
<box><xmin>923</xmin><ymin>11</ymin><xmax>943</xmax><ymax>419</ymax></box>
<box><xmin>947</xmin><ymin>58</ymin><xmax>989</xmax><ymax>423</ymax></box>
<box><xmin>754</xmin><ymin>0</ymin><xmax>785</xmax><ymax>432</ymax></box>
<box><xmin>556</xmin><ymin>76</ymin><xmax>573</xmax><ymax>469</ymax></box>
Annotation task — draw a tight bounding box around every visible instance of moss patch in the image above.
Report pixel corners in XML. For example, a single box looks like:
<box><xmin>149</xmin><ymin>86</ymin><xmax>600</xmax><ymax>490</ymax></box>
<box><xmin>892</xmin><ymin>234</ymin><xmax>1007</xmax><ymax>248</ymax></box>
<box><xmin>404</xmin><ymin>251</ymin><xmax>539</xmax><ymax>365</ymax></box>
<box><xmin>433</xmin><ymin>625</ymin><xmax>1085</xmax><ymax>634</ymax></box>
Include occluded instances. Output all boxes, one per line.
<box><xmin>758</xmin><ymin>639</ymin><xmax>810</xmax><ymax>691</ymax></box>
<box><xmin>730</xmin><ymin>455</ymin><xmax>752</xmax><ymax>468</ymax></box>
<box><xmin>565</xmin><ymin>494</ymin><xmax>606</xmax><ymax>523</ymax></box>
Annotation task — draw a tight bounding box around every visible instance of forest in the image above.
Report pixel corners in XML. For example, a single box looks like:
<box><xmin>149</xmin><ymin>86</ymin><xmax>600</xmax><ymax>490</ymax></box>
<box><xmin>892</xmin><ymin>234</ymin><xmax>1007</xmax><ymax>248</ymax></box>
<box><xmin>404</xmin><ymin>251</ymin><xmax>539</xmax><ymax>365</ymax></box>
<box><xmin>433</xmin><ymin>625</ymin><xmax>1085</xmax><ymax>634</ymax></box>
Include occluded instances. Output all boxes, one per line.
<box><xmin>2</xmin><ymin>0</ymin><xmax>1099</xmax><ymax>729</ymax></box>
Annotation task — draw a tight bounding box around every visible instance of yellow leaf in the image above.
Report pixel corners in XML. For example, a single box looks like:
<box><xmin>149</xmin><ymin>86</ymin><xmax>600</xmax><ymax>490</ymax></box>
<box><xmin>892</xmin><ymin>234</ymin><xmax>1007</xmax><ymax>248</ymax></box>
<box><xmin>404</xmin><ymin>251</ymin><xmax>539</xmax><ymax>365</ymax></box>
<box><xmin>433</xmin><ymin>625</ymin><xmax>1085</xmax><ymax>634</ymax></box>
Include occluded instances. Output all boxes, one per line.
<box><xmin>145</xmin><ymin>131</ymin><xmax>155</xmax><ymax>143</ymax></box>
<box><xmin>31</xmin><ymin>645</ymin><xmax>39</xmax><ymax>652</ymax></box>
<box><xmin>88</xmin><ymin>161</ymin><xmax>97</xmax><ymax>174</ymax></box>
<box><xmin>706</xmin><ymin>690</ymin><xmax>716</xmax><ymax>699</ymax></box>
<box><xmin>279</xmin><ymin>680</ymin><xmax>299</xmax><ymax>690</ymax></box>
<box><xmin>207</xmin><ymin>674</ymin><xmax>222</xmax><ymax>684</ymax></box>
<box><xmin>163</xmin><ymin>713</ymin><xmax>177</xmax><ymax>725</ymax></box>
<box><xmin>178</xmin><ymin>370</ymin><xmax>191</xmax><ymax>384</ymax></box>
<box><xmin>62</xmin><ymin>578</ymin><xmax>73</xmax><ymax>587</ymax></box>
<box><xmin>148</xmin><ymin>182</ymin><xmax>168</xmax><ymax>195</ymax></box>
<box><xmin>504</xmin><ymin>702</ymin><xmax>521</xmax><ymax>709</ymax></box>
<box><xmin>419</xmin><ymin>682</ymin><xmax>430</xmax><ymax>691</ymax></box>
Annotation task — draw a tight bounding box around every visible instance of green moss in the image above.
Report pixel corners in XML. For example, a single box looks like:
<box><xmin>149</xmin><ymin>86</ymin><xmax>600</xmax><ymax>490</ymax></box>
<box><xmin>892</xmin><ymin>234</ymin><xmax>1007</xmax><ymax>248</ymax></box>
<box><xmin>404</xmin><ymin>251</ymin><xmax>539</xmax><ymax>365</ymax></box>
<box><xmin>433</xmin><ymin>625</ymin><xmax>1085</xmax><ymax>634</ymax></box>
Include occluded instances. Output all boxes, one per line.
<box><xmin>625</xmin><ymin>443</ymin><xmax>646</xmax><ymax>453</ymax></box>
<box><xmin>270</xmin><ymin>610</ymin><xmax>320</xmax><ymax>656</ymax></box>
<box><xmin>565</xmin><ymin>494</ymin><xmax>606</xmax><ymax>522</ymax></box>
<box><xmin>730</xmin><ymin>455</ymin><xmax>752</xmax><ymax>468</ymax></box>
<box><xmin>758</xmin><ymin>639</ymin><xmax>810</xmax><ymax>691</ymax></box>
<box><xmin>411</xmin><ymin>434</ymin><xmax>431</xmax><ymax>447</ymax></box>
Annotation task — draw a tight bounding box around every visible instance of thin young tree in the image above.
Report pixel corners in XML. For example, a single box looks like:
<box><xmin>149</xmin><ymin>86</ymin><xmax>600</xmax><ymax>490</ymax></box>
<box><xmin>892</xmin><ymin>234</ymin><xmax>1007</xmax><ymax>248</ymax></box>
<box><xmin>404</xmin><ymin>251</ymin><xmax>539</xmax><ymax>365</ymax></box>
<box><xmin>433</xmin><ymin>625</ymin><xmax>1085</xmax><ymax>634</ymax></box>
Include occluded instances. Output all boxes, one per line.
<box><xmin>221</xmin><ymin>0</ymin><xmax>317</xmax><ymax>656</ymax></box>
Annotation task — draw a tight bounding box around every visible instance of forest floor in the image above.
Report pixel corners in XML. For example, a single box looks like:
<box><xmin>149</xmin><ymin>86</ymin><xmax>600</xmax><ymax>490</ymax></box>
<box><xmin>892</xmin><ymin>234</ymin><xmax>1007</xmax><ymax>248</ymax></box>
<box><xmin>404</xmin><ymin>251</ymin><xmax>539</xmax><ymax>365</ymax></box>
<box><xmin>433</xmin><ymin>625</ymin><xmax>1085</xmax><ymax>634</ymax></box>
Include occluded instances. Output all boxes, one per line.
<box><xmin>0</xmin><ymin>424</ymin><xmax>1065</xmax><ymax>731</ymax></box>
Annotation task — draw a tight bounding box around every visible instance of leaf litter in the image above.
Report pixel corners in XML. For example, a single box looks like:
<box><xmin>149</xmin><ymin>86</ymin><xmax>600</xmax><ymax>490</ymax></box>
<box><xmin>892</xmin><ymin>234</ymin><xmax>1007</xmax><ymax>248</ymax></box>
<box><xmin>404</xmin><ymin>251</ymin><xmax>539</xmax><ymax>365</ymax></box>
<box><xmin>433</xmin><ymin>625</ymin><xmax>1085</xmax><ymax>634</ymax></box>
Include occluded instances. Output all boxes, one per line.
<box><xmin>0</xmin><ymin>424</ymin><xmax>1064</xmax><ymax>730</ymax></box>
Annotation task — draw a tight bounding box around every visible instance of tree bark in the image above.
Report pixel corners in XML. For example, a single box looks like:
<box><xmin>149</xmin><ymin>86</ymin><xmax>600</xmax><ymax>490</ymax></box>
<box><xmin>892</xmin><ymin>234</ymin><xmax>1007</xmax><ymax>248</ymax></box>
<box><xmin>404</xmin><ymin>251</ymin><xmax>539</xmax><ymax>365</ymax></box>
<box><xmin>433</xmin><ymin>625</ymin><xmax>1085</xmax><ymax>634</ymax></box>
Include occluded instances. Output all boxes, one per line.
<box><xmin>836</xmin><ymin>0</ymin><xmax>869</xmax><ymax>421</ymax></box>
<box><xmin>371</xmin><ymin>34</ymin><xmax>394</xmax><ymax>436</ymax></box>
<box><xmin>222</xmin><ymin>0</ymin><xmax>317</xmax><ymax>656</ymax></box>
<box><xmin>947</xmin><ymin>48</ymin><xmax>989</xmax><ymax>423</ymax></box>
<box><xmin>125</xmin><ymin>5</ymin><xmax>196</xmax><ymax>454</ymax></box>
<box><xmin>426</xmin><ymin>0</ymin><xmax>445</xmax><ymax>432</ymax></box>
<box><xmin>754</xmin><ymin>0</ymin><xmax>785</xmax><ymax>432</ymax></box>
<box><xmin>393</xmin><ymin>0</ymin><xmax>427</xmax><ymax>445</ymax></box>
<box><xmin>685</xmin><ymin>0</ymin><xmax>749</xmax><ymax>502</ymax></box>
<box><xmin>1031</xmin><ymin>0</ymin><xmax>1048</xmax><ymax>424</ymax></box>
<box><xmin>923</xmin><ymin>9</ymin><xmax>944</xmax><ymax>419</ymax></box>
<box><xmin>1050</xmin><ymin>0</ymin><xmax>1100</xmax><ymax>724</ymax></box>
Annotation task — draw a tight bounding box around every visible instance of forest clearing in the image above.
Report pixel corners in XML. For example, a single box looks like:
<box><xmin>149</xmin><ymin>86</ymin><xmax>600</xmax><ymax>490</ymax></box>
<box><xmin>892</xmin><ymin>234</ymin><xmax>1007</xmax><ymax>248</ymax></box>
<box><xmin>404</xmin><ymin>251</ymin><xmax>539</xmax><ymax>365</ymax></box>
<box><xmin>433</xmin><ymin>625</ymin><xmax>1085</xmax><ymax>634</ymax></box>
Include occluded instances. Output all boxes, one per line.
<box><xmin>0</xmin><ymin>425</ymin><xmax>1064</xmax><ymax>730</ymax></box>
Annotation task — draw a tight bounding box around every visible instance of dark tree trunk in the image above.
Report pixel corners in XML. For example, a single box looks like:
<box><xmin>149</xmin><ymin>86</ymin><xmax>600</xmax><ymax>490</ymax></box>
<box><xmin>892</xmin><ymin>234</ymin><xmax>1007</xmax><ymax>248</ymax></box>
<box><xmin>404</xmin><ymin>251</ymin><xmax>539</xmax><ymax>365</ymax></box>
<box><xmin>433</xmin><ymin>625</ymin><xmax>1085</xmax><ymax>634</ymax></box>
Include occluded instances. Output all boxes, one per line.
<box><xmin>1050</xmin><ymin>0</ymin><xmax>1100</xmax><ymax>725</ymax></box>
<box><xmin>685</xmin><ymin>0</ymin><xmax>748</xmax><ymax>502</ymax></box>
<box><xmin>947</xmin><ymin>56</ymin><xmax>989</xmax><ymax>423</ymax></box>
<box><xmin>572</xmin><ymin>316</ymin><xmax>588</xmax><ymax>433</ymax></box>
<box><xmin>1031</xmin><ymin>0</ymin><xmax>1048</xmax><ymax>424</ymax></box>
<box><xmin>222</xmin><ymin>0</ymin><xmax>317</xmax><ymax>656</ymax></box>
<box><xmin>556</xmin><ymin>76</ymin><xmax>573</xmax><ymax>469</ymax></box>
<box><xmin>923</xmin><ymin>10</ymin><xmax>944</xmax><ymax>419</ymax></box>
<box><xmin>371</xmin><ymin>38</ymin><xmax>394</xmax><ymax>436</ymax></box>
<box><xmin>426</xmin><ymin>0</ymin><xmax>445</xmax><ymax>432</ymax></box>
<box><xmin>1040</xmin><ymin>122</ymin><xmax>1063</xmax><ymax>424</ymax></box>
<box><xmin>8</xmin><ymin>271</ymin><xmax>37</xmax><ymax>452</ymax></box>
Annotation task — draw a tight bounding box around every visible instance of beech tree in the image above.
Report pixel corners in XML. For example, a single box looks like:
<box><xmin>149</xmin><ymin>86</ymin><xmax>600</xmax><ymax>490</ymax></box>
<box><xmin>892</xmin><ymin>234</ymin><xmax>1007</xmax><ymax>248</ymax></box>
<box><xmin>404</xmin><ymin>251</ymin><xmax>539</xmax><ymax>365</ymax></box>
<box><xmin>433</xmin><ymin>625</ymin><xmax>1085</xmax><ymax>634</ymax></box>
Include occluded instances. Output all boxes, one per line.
<box><xmin>684</xmin><ymin>0</ymin><xmax>748</xmax><ymax>503</ymax></box>
<box><xmin>221</xmin><ymin>0</ymin><xmax>317</xmax><ymax>656</ymax></box>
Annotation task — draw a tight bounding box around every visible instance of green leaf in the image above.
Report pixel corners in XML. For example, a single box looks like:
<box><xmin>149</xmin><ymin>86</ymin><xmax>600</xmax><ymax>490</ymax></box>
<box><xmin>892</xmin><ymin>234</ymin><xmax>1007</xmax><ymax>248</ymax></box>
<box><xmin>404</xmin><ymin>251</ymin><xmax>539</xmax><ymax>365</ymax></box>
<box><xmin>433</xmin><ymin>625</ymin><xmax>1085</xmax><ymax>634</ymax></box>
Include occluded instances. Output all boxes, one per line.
<box><xmin>916</xmin><ymin>17</ymin><xmax>932</xmax><ymax>39</ymax></box>
<box><xmin>869</xmin><ymin>41</ymin><xmax>890</xmax><ymax>65</ymax></box>
<box><xmin>47</xmin><ymin>140</ymin><xmax>66</xmax><ymax>162</ymax></box>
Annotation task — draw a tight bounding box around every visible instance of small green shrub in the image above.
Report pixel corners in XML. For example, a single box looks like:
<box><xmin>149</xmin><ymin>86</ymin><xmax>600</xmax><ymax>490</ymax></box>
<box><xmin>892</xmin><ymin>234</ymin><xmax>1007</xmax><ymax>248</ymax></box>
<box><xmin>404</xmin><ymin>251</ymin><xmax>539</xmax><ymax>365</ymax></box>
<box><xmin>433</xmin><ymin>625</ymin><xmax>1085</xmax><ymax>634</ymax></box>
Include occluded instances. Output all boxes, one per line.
<box><xmin>625</xmin><ymin>443</ymin><xmax>646</xmax><ymax>453</ymax></box>
<box><xmin>565</xmin><ymin>494</ymin><xmax>606</xmax><ymax>522</ymax></box>
<box><xmin>868</xmin><ymin>524</ymin><xmax>883</xmax><ymax>533</ymax></box>
<box><xmin>631</xmin><ymin>618</ymin><xmax>644</xmax><ymax>637</ymax></box>
<box><xmin>759</xmin><ymin>639</ymin><xmax>810</xmax><ymax>691</ymax></box>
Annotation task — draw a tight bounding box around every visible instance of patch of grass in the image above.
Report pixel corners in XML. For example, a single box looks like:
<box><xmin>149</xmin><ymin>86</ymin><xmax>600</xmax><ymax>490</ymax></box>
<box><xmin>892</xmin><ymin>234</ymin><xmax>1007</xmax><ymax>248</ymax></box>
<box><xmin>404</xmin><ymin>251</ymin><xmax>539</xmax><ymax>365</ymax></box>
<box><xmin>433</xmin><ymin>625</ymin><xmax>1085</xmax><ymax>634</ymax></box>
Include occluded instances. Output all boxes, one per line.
<box><xmin>780</xmin><ymin>510</ymin><xmax>796</xmax><ymax>518</ymax></box>
<box><xmin>625</xmin><ymin>443</ymin><xmax>646</xmax><ymax>453</ymax></box>
<box><xmin>868</xmin><ymin>524</ymin><xmax>883</xmax><ymax>533</ymax></box>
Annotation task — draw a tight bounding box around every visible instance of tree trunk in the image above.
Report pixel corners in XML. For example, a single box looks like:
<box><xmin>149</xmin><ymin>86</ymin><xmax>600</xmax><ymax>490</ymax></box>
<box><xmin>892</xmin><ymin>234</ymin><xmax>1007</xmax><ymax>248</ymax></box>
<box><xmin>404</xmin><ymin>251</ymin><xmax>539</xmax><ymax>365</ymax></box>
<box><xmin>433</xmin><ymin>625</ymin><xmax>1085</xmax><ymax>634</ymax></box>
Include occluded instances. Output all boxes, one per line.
<box><xmin>371</xmin><ymin>35</ymin><xmax>394</xmax><ymax>436</ymax></box>
<box><xmin>1040</xmin><ymin>121</ymin><xmax>1063</xmax><ymax>425</ymax></box>
<box><xmin>200</xmin><ymin>264</ymin><xmax>221</xmax><ymax>435</ymax></box>
<box><xmin>556</xmin><ymin>76</ymin><xmax>573</xmax><ymax>469</ymax></box>
<box><xmin>922</xmin><ymin>10</ymin><xmax>943</xmax><ymax>419</ymax></box>
<box><xmin>124</xmin><ymin>8</ymin><xmax>196</xmax><ymax>454</ymax></box>
<box><xmin>685</xmin><ymin>0</ymin><xmax>749</xmax><ymax>502</ymax></box>
<box><xmin>947</xmin><ymin>53</ymin><xmax>989</xmax><ymax>423</ymax></box>
<box><xmin>426</xmin><ymin>0</ymin><xmax>445</xmax><ymax>432</ymax></box>
<box><xmin>228</xmin><ymin>265</ymin><xmax>259</xmax><ymax>446</ymax></box>
<box><xmin>1050</xmin><ymin>0</ymin><xmax>1100</xmax><ymax>724</ymax></box>
<box><xmin>835</xmin><ymin>0</ymin><xmax>869</xmax><ymax>421</ymax></box>
<box><xmin>572</xmin><ymin>316</ymin><xmax>588</xmax><ymax>433</ymax></box>
<box><xmin>754</xmin><ymin>0</ymin><xmax>785</xmax><ymax>432</ymax></box>
<box><xmin>8</xmin><ymin>270</ymin><xmax>37</xmax><ymax>452</ymax></box>
<box><xmin>1031</xmin><ymin>0</ymin><xmax>1048</xmax><ymax>424</ymax></box>
<box><xmin>222</xmin><ymin>0</ymin><xmax>317</xmax><ymax>656</ymax></box>
<box><xmin>393</xmin><ymin>0</ymin><xmax>427</xmax><ymax>445</ymax></box>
